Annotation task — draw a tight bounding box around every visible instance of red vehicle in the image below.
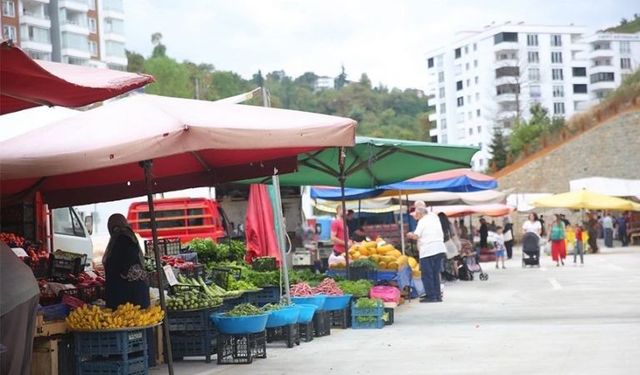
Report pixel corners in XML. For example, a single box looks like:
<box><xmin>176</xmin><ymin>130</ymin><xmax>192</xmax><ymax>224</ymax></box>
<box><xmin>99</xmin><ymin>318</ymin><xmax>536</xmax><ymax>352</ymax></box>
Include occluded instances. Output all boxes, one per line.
<box><xmin>127</xmin><ymin>198</ymin><xmax>228</xmax><ymax>244</ymax></box>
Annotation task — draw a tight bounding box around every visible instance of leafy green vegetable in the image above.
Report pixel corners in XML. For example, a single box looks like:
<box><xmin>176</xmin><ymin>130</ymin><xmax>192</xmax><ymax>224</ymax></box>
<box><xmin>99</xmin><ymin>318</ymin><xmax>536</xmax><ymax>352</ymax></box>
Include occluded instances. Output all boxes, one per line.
<box><xmin>242</xmin><ymin>270</ymin><xmax>280</xmax><ymax>288</ymax></box>
<box><xmin>188</xmin><ymin>238</ymin><xmax>247</xmax><ymax>264</ymax></box>
<box><xmin>337</xmin><ymin>280</ymin><xmax>373</xmax><ymax>297</ymax></box>
<box><xmin>355</xmin><ymin>297</ymin><xmax>382</xmax><ymax>309</ymax></box>
<box><xmin>260</xmin><ymin>303</ymin><xmax>289</xmax><ymax>312</ymax></box>
<box><xmin>227</xmin><ymin>278</ymin><xmax>258</xmax><ymax>291</ymax></box>
<box><xmin>252</xmin><ymin>256</ymin><xmax>277</xmax><ymax>271</ymax></box>
<box><xmin>350</xmin><ymin>258</ymin><xmax>378</xmax><ymax>270</ymax></box>
<box><xmin>224</xmin><ymin>303</ymin><xmax>263</xmax><ymax>317</ymax></box>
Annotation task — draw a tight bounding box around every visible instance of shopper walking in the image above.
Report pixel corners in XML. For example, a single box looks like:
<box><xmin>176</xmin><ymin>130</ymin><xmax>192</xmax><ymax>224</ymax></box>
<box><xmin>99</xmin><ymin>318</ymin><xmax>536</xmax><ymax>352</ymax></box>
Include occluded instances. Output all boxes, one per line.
<box><xmin>1</xmin><ymin>242</ymin><xmax>39</xmax><ymax>375</ymax></box>
<box><xmin>408</xmin><ymin>205</ymin><xmax>447</xmax><ymax>303</ymax></box>
<box><xmin>494</xmin><ymin>226</ymin><xmax>507</xmax><ymax>269</ymax></box>
<box><xmin>617</xmin><ymin>214</ymin><xmax>628</xmax><ymax>247</ymax></box>
<box><xmin>603</xmin><ymin>212</ymin><xmax>614</xmax><ymax>247</ymax></box>
<box><xmin>549</xmin><ymin>214</ymin><xmax>567</xmax><ymax>266</ymax></box>
<box><xmin>587</xmin><ymin>213</ymin><xmax>599</xmax><ymax>253</ymax></box>
<box><xmin>574</xmin><ymin>224</ymin><xmax>585</xmax><ymax>264</ymax></box>
<box><xmin>503</xmin><ymin>217</ymin><xmax>514</xmax><ymax>259</ymax></box>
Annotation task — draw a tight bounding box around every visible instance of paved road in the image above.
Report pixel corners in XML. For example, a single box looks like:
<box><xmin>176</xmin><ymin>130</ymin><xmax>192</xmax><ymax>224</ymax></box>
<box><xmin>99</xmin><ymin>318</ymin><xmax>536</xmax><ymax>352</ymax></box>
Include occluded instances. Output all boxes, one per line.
<box><xmin>151</xmin><ymin>246</ymin><xmax>640</xmax><ymax>375</ymax></box>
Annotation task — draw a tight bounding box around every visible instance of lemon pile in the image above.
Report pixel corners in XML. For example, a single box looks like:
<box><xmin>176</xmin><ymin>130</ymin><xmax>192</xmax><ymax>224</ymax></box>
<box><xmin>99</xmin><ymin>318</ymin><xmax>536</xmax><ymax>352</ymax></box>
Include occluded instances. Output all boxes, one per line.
<box><xmin>66</xmin><ymin>303</ymin><xmax>164</xmax><ymax>330</ymax></box>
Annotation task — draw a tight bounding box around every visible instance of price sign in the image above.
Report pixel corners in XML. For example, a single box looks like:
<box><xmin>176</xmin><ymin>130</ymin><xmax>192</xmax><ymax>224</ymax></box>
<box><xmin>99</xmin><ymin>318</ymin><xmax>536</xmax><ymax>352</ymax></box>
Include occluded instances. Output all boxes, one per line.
<box><xmin>163</xmin><ymin>265</ymin><xmax>178</xmax><ymax>286</ymax></box>
<box><xmin>11</xmin><ymin>247</ymin><xmax>28</xmax><ymax>257</ymax></box>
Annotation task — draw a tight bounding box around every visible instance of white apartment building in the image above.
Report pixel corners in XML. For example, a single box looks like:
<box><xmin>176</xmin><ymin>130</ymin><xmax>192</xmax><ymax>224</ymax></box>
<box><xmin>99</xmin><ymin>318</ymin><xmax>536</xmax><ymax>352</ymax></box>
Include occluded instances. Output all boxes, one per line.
<box><xmin>425</xmin><ymin>22</ymin><xmax>640</xmax><ymax>170</ymax></box>
<box><xmin>1</xmin><ymin>0</ymin><xmax>127</xmax><ymax>70</ymax></box>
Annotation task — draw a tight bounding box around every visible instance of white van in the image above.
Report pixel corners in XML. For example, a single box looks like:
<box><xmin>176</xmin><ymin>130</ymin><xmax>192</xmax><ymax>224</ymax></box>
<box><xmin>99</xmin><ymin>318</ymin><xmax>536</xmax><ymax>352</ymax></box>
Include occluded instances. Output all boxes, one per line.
<box><xmin>51</xmin><ymin>207</ymin><xmax>94</xmax><ymax>268</ymax></box>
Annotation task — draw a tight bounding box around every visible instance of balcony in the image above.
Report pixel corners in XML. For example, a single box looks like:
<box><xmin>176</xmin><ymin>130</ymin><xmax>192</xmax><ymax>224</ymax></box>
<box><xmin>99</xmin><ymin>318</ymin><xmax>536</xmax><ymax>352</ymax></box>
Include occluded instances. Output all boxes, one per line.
<box><xmin>588</xmin><ymin>48</ymin><xmax>614</xmax><ymax>58</ymax></box>
<box><xmin>20</xmin><ymin>13</ymin><xmax>51</xmax><ymax>28</ymax></box>
<box><xmin>59</xmin><ymin>0</ymin><xmax>89</xmax><ymax>12</ymax></box>
<box><xmin>60</xmin><ymin>20</ymin><xmax>90</xmax><ymax>35</ymax></box>
<box><xmin>495</xmin><ymin>93</ymin><xmax>517</xmax><ymax>102</ymax></box>
<box><xmin>20</xmin><ymin>39</ymin><xmax>52</xmax><ymax>53</ymax></box>
<box><xmin>590</xmin><ymin>81</ymin><xmax>616</xmax><ymax>92</ymax></box>
<box><xmin>589</xmin><ymin>65</ymin><xmax>614</xmax><ymax>75</ymax></box>
<box><xmin>103</xmin><ymin>32</ymin><xmax>125</xmax><ymax>43</ymax></box>
<box><xmin>493</xmin><ymin>41</ymin><xmax>520</xmax><ymax>52</ymax></box>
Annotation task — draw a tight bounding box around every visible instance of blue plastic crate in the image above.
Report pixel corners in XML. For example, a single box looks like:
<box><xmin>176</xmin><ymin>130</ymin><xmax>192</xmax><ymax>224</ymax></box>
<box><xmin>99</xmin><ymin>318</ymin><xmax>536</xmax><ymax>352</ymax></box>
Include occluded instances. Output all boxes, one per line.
<box><xmin>75</xmin><ymin>330</ymin><xmax>147</xmax><ymax>357</ymax></box>
<box><xmin>38</xmin><ymin>303</ymin><xmax>69</xmax><ymax>321</ymax></box>
<box><xmin>167</xmin><ymin>307</ymin><xmax>220</xmax><ymax>332</ymax></box>
<box><xmin>78</xmin><ymin>354</ymin><xmax>148</xmax><ymax>375</ymax></box>
<box><xmin>351</xmin><ymin>304</ymin><xmax>384</xmax><ymax>317</ymax></box>
<box><xmin>246</xmin><ymin>286</ymin><xmax>281</xmax><ymax>306</ymax></box>
<box><xmin>170</xmin><ymin>331</ymin><xmax>217</xmax><ymax>363</ymax></box>
<box><xmin>351</xmin><ymin>316</ymin><xmax>385</xmax><ymax>329</ymax></box>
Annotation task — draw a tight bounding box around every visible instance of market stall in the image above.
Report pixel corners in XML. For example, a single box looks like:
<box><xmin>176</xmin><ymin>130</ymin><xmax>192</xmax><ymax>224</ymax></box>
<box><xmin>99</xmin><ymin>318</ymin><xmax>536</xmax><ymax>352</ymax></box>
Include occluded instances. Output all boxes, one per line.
<box><xmin>0</xmin><ymin>92</ymin><xmax>357</xmax><ymax>374</ymax></box>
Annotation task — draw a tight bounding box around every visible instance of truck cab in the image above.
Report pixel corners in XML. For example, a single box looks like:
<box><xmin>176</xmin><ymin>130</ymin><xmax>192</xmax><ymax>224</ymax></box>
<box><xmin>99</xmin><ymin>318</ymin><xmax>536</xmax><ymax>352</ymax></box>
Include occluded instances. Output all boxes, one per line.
<box><xmin>51</xmin><ymin>207</ymin><xmax>94</xmax><ymax>267</ymax></box>
<box><xmin>127</xmin><ymin>197</ymin><xmax>227</xmax><ymax>244</ymax></box>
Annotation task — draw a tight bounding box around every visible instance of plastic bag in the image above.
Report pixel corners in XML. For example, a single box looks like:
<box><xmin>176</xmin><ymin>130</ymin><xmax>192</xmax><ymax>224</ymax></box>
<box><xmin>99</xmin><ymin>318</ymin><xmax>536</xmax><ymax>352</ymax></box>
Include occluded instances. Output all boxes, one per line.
<box><xmin>369</xmin><ymin>285</ymin><xmax>401</xmax><ymax>303</ymax></box>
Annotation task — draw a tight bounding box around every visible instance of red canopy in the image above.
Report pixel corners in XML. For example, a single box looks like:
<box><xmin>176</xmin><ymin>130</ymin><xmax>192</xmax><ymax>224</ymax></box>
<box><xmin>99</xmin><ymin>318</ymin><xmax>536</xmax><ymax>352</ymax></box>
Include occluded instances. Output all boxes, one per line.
<box><xmin>0</xmin><ymin>94</ymin><xmax>356</xmax><ymax>208</ymax></box>
<box><xmin>0</xmin><ymin>40</ymin><xmax>154</xmax><ymax>114</ymax></box>
<box><xmin>244</xmin><ymin>185</ymin><xmax>281</xmax><ymax>265</ymax></box>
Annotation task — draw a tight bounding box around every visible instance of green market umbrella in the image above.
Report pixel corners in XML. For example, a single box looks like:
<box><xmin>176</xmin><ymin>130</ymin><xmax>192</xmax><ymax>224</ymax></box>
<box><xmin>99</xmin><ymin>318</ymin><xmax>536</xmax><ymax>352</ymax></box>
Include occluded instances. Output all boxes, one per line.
<box><xmin>245</xmin><ymin>136</ymin><xmax>479</xmax><ymax>274</ymax></box>
<box><xmin>249</xmin><ymin>136</ymin><xmax>479</xmax><ymax>188</ymax></box>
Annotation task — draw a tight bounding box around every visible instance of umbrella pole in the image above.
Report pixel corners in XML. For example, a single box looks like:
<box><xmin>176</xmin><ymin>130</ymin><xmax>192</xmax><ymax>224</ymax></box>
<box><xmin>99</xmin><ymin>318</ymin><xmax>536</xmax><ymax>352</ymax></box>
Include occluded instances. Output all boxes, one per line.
<box><xmin>338</xmin><ymin>147</ymin><xmax>350</xmax><ymax>279</ymax></box>
<box><xmin>142</xmin><ymin>160</ymin><xmax>174</xmax><ymax>375</ymax></box>
<box><xmin>271</xmin><ymin>174</ymin><xmax>291</xmax><ymax>303</ymax></box>
<box><xmin>398</xmin><ymin>190</ymin><xmax>406</xmax><ymax>255</ymax></box>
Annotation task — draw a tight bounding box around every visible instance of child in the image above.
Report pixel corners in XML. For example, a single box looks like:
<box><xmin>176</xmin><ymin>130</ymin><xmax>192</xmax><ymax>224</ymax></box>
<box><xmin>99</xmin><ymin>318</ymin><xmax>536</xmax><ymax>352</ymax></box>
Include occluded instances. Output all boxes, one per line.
<box><xmin>494</xmin><ymin>226</ymin><xmax>506</xmax><ymax>269</ymax></box>
<box><xmin>574</xmin><ymin>224</ymin><xmax>584</xmax><ymax>264</ymax></box>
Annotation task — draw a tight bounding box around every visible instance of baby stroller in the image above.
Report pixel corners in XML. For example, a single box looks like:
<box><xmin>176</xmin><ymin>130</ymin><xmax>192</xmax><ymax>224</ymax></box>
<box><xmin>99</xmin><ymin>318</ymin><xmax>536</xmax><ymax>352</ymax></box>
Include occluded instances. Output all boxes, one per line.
<box><xmin>457</xmin><ymin>253</ymin><xmax>488</xmax><ymax>281</ymax></box>
<box><xmin>521</xmin><ymin>232</ymin><xmax>541</xmax><ymax>267</ymax></box>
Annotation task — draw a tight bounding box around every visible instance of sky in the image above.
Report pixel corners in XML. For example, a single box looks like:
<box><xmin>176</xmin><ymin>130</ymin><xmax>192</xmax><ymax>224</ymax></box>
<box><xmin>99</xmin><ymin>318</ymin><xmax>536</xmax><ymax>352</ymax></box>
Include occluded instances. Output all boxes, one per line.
<box><xmin>124</xmin><ymin>0</ymin><xmax>637</xmax><ymax>90</ymax></box>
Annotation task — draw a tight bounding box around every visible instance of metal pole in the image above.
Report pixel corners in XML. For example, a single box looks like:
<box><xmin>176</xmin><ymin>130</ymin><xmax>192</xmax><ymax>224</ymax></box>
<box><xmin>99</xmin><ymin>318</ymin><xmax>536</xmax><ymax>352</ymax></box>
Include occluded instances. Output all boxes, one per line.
<box><xmin>271</xmin><ymin>175</ymin><xmax>291</xmax><ymax>303</ymax></box>
<box><xmin>142</xmin><ymin>160</ymin><xmax>174</xmax><ymax>375</ymax></box>
<box><xmin>398</xmin><ymin>190</ymin><xmax>406</xmax><ymax>255</ymax></box>
<box><xmin>261</xmin><ymin>86</ymin><xmax>291</xmax><ymax>302</ymax></box>
<box><xmin>338</xmin><ymin>147</ymin><xmax>350</xmax><ymax>279</ymax></box>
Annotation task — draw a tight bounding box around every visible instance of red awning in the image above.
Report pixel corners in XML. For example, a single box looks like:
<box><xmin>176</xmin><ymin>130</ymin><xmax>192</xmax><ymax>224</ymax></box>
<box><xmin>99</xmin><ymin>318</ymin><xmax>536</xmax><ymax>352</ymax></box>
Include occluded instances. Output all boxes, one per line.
<box><xmin>0</xmin><ymin>40</ymin><xmax>154</xmax><ymax>115</ymax></box>
<box><xmin>0</xmin><ymin>94</ymin><xmax>357</xmax><ymax>208</ymax></box>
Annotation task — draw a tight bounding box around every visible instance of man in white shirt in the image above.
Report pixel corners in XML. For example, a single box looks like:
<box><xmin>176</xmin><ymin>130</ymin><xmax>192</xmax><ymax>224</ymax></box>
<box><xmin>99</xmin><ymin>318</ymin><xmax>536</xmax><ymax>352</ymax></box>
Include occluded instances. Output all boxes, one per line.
<box><xmin>602</xmin><ymin>213</ymin><xmax>614</xmax><ymax>247</ymax></box>
<box><xmin>407</xmin><ymin>204</ymin><xmax>447</xmax><ymax>303</ymax></box>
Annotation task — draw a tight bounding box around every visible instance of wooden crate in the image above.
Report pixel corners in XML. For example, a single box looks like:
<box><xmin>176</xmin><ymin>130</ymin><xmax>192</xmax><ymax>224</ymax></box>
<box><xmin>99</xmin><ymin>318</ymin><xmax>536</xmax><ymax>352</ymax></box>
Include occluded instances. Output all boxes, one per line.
<box><xmin>31</xmin><ymin>338</ymin><xmax>59</xmax><ymax>375</ymax></box>
<box><xmin>35</xmin><ymin>315</ymin><xmax>67</xmax><ymax>337</ymax></box>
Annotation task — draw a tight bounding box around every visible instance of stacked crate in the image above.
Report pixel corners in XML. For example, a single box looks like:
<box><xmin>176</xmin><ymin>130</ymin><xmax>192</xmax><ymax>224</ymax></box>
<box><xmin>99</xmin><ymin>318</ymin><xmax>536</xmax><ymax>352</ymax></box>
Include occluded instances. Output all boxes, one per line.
<box><xmin>74</xmin><ymin>329</ymin><xmax>148</xmax><ymax>375</ymax></box>
<box><xmin>167</xmin><ymin>306</ymin><xmax>220</xmax><ymax>363</ymax></box>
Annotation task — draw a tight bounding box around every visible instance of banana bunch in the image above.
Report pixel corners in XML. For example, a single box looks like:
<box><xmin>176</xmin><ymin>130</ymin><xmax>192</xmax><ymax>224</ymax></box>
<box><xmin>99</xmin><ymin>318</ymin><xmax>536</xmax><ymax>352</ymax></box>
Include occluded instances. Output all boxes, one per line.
<box><xmin>66</xmin><ymin>303</ymin><xmax>164</xmax><ymax>330</ymax></box>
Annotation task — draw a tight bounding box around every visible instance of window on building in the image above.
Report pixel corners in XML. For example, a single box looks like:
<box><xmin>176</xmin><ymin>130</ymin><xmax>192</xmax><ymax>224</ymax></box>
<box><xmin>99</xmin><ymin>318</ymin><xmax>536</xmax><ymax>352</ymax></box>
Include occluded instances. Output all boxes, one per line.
<box><xmin>473</xmin><ymin>43</ymin><xmax>477</xmax><ymax>51</ymax></box>
<box><xmin>552</xmin><ymin>68</ymin><xmax>564</xmax><ymax>80</ymax></box>
<box><xmin>476</xmin><ymin>109</ymin><xmax>481</xmax><ymax>117</ymax></box>
<box><xmin>455</xmin><ymin>47</ymin><xmax>461</xmax><ymax>59</ymax></box>
<box><xmin>500</xmin><ymin>101</ymin><xmax>518</xmax><ymax>112</ymax></box>
<box><xmin>475</xmin><ymin>92</ymin><xmax>480</xmax><ymax>101</ymax></box>
<box><xmin>573</xmin><ymin>84</ymin><xmax>587</xmax><ymax>94</ymax></box>
<box><xmin>551</xmin><ymin>51</ymin><xmax>563</xmax><ymax>64</ymax></box>
<box><xmin>468</xmin><ymin>112</ymin><xmax>472</xmax><ymax>120</ymax></box>
<box><xmin>527</xmin><ymin>34</ymin><xmax>538</xmax><ymax>46</ymax></box>
<box><xmin>457</xmin><ymin>97</ymin><xmax>464</xmax><ymax>107</ymax></box>
<box><xmin>441</xmin><ymin>118</ymin><xmax>447</xmax><ymax>129</ymax></box>
<box><xmin>467</xmin><ymin>95</ymin><xmax>471</xmax><ymax>103</ymax></box>
<box><xmin>476</xmin><ymin>126</ymin><xmax>480</xmax><ymax>134</ymax></box>
<box><xmin>550</xmin><ymin>34</ymin><xmax>562</xmax><ymax>47</ymax></box>
<box><xmin>496</xmin><ymin>66</ymin><xmax>519</xmax><ymax>78</ymax></box>
<box><xmin>2</xmin><ymin>1</ymin><xmax>15</xmax><ymax>17</ymax></box>
<box><xmin>464</xmin><ymin>45</ymin><xmax>469</xmax><ymax>54</ymax></box>
<box><xmin>2</xmin><ymin>25</ymin><xmax>16</xmax><ymax>41</ymax></box>
<box><xmin>572</xmin><ymin>67</ymin><xmax>586</xmax><ymax>77</ymax></box>
<box><xmin>22</xmin><ymin>25</ymin><xmax>50</xmax><ymax>43</ymax></box>
<box><xmin>528</xmin><ymin>51</ymin><xmax>539</xmax><ymax>63</ymax></box>
<box><xmin>593</xmin><ymin>41</ymin><xmax>611</xmax><ymax>50</ymax></box>
<box><xmin>553</xmin><ymin>102</ymin><xmax>565</xmax><ymax>115</ymax></box>
<box><xmin>465</xmin><ymin>79</ymin><xmax>470</xmax><ymax>87</ymax></box>
<box><xmin>528</xmin><ymin>68</ymin><xmax>540</xmax><ymax>81</ymax></box>
<box><xmin>456</xmin><ymin>81</ymin><xmax>463</xmax><ymax>90</ymax></box>
<box><xmin>530</xmin><ymin>85</ymin><xmax>541</xmax><ymax>98</ymax></box>
<box><xmin>465</xmin><ymin>62</ymin><xmax>470</xmax><ymax>70</ymax></box>
<box><xmin>621</xmin><ymin>58</ymin><xmax>632</xmax><ymax>70</ymax></box>
<box><xmin>436</xmin><ymin>55</ymin><xmax>443</xmax><ymax>67</ymax></box>
<box><xmin>438</xmin><ymin>71</ymin><xmax>445</xmax><ymax>83</ymax></box>
<box><xmin>496</xmin><ymin>83</ymin><xmax>520</xmax><ymax>95</ymax></box>
<box><xmin>427</xmin><ymin>57</ymin><xmax>434</xmax><ymax>68</ymax></box>
<box><xmin>469</xmin><ymin>128</ymin><xmax>473</xmax><ymax>136</ymax></box>
<box><xmin>474</xmin><ymin>60</ymin><xmax>478</xmax><ymax>68</ymax></box>
<box><xmin>590</xmin><ymin>72</ymin><xmax>615</xmax><ymax>83</ymax></box>
<box><xmin>441</xmin><ymin>134</ymin><xmax>448</xmax><ymax>144</ymax></box>
<box><xmin>475</xmin><ymin>76</ymin><xmax>479</xmax><ymax>84</ymax></box>
<box><xmin>593</xmin><ymin>58</ymin><xmax>611</xmax><ymax>67</ymax></box>
<box><xmin>494</xmin><ymin>32</ymin><xmax>518</xmax><ymax>44</ymax></box>
<box><xmin>619</xmin><ymin>41</ymin><xmax>631</xmax><ymax>54</ymax></box>
<box><xmin>553</xmin><ymin>85</ymin><xmax>564</xmax><ymax>98</ymax></box>
<box><xmin>439</xmin><ymin>87</ymin><xmax>445</xmax><ymax>98</ymax></box>
<box><xmin>89</xmin><ymin>40</ymin><xmax>98</xmax><ymax>57</ymax></box>
<box><xmin>440</xmin><ymin>103</ymin><xmax>446</xmax><ymax>114</ymax></box>
<box><xmin>88</xmin><ymin>18</ymin><xmax>97</xmax><ymax>33</ymax></box>
<box><xmin>496</xmin><ymin>51</ymin><xmax>518</xmax><ymax>60</ymax></box>
<box><xmin>24</xmin><ymin>49</ymin><xmax>51</xmax><ymax>60</ymax></box>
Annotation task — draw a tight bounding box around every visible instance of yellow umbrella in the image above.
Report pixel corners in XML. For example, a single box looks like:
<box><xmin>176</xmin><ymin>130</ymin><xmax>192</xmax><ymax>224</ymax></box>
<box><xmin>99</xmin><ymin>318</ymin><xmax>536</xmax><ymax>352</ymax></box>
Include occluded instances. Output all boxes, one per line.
<box><xmin>532</xmin><ymin>190</ymin><xmax>640</xmax><ymax>211</ymax></box>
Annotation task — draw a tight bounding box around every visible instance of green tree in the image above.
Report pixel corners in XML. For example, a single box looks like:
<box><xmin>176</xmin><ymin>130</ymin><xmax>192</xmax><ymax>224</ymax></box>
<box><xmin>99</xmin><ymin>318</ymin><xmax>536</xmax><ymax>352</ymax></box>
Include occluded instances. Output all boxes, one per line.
<box><xmin>143</xmin><ymin>56</ymin><xmax>193</xmax><ymax>98</ymax></box>
<box><xmin>294</xmin><ymin>72</ymin><xmax>318</xmax><ymax>90</ymax></box>
<box><xmin>334</xmin><ymin>65</ymin><xmax>347</xmax><ymax>89</ymax></box>
<box><xmin>150</xmin><ymin>32</ymin><xmax>166</xmax><ymax>58</ymax></box>
<box><xmin>488</xmin><ymin>128</ymin><xmax>508</xmax><ymax>170</ymax></box>
<box><xmin>509</xmin><ymin>104</ymin><xmax>551</xmax><ymax>157</ymax></box>
<box><xmin>125</xmin><ymin>50</ymin><xmax>145</xmax><ymax>73</ymax></box>
<box><xmin>252</xmin><ymin>70</ymin><xmax>265</xmax><ymax>87</ymax></box>
<box><xmin>208</xmin><ymin>71</ymin><xmax>252</xmax><ymax>100</ymax></box>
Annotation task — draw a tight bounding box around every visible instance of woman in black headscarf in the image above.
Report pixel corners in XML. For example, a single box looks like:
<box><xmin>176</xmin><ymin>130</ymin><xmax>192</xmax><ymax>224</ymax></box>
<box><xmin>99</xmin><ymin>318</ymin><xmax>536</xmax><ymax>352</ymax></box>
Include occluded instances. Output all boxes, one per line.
<box><xmin>103</xmin><ymin>214</ymin><xmax>150</xmax><ymax>310</ymax></box>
